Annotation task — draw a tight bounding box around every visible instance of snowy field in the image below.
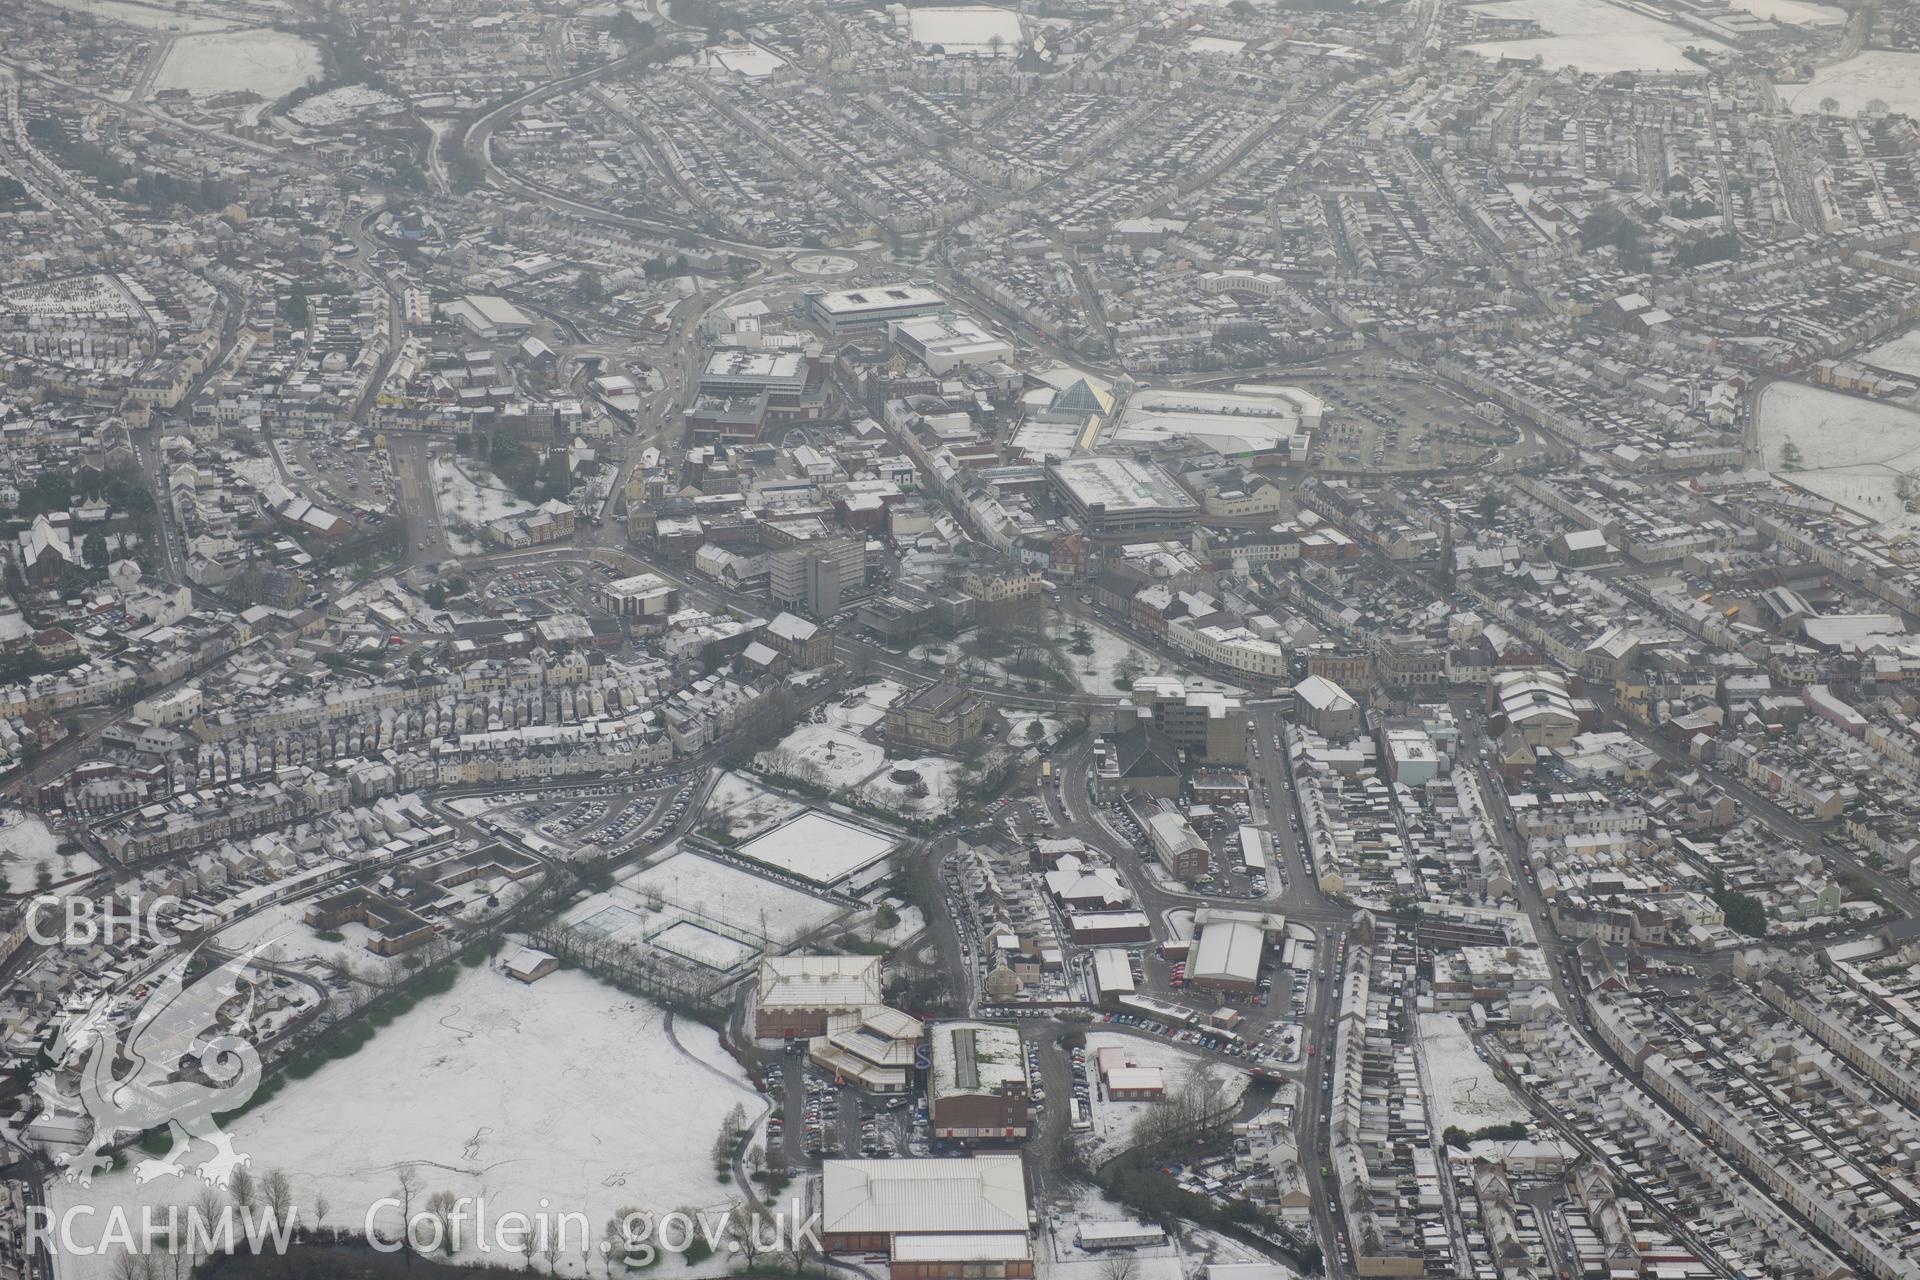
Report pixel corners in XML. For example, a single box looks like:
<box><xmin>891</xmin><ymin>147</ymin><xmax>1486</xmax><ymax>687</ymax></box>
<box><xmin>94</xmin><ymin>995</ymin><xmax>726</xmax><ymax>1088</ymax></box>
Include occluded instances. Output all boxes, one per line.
<box><xmin>908</xmin><ymin>5</ymin><xmax>1023</xmax><ymax>54</ymax></box>
<box><xmin>699</xmin><ymin>772</ymin><xmax>806</xmax><ymax>840</ymax></box>
<box><xmin>1083</xmin><ymin>1033</ymin><xmax>1249</xmax><ymax>1160</ymax></box>
<box><xmin>620</xmin><ymin>847</ymin><xmax>846</xmax><ymax>944</ymax></box>
<box><xmin>1415</xmin><ymin>1012</ymin><xmax>1530</xmax><ymax>1135</ymax></box>
<box><xmin>154</xmin><ymin>30</ymin><xmax>322</xmax><ymax>99</ymax></box>
<box><xmin>45</xmin><ymin>967</ymin><xmax>758</xmax><ymax>1279</ymax></box>
<box><xmin>0</xmin><ymin>809</ymin><xmax>98</xmax><ymax>886</ymax></box>
<box><xmin>1862</xmin><ymin>324</ymin><xmax>1920</xmax><ymax>380</ymax></box>
<box><xmin>1465</xmin><ymin>0</ymin><xmax>1724</xmax><ymax>73</ymax></box>
<box><xmin>1778</xmin><ymin>52</ymin><xmax>1920</xmax><ymax>117</ymax></box>
<box><xmin>1757</xmin><ymin>380</ymin><xmax>1920</xmax><ymax>523</ymax></box>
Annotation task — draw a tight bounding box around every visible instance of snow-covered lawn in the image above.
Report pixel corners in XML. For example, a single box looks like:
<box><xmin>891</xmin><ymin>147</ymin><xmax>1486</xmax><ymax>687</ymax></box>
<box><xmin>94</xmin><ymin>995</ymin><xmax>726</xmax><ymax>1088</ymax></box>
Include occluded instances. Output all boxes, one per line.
<box><xmin>1083</xmin><ymin>1033</ymin><xmax>1249</xmax><ymax>1160</ymax></box>
<box><xmin>757</xmin><ymin>722</ymin><xmax>974</xmax><ymax>817</ymax></box>
<box><xmin>444</xmin><ymin>796</ymin><xmax>500</xmax><ymax>818</ymax></box>
<box><xmin>0</xmin><ymin>597</ymin><xmax>31</xmax><ymax>645</ymax></box>
<box><xmin>756</xmin><ymin>724</ymin><xmax>883</xmax><ymax>791</ymax></box>
<box><xmin>1777</xmin><ymin>51</ymin><xmax>1920</xmax><ymax>117</ymax></box>
<box><xmin>698</xmin><ymin>772</ymin><xmax>806</xmax><ymax>840</ymax></box>
<box><xmin>0</xmin><ymin>809</ymin><xmax>98</xmax><ymax>886</ymax></box>
<box><xmin>1038</xmin><ymin>1182</ymin><xmax>1184</xmax><ymax>1280</ymax></box>
<box><xmin>1756</xmin><ymin>380</ymin><xmax>1920</xmax><ymax>523</ymax></box>
<box><xmin>851</xmin><ymin>901</ymin><xmax>924</xmax><ymax>948</ymax></box>
<box><xmin>617</xmin><ymin>847</ymin><xmax>846</xmax><ymax>945</ymax></box>
<box><xmin>46</xmin><ymin>966</ymin><xmax>759</xmax><ymax>1278</ymax></box>
<box><xmin>212</xmin><ymin>898</ymin><xmax>380</xmax><ymax>978</ymax></box>
<box><xmin>910</xmin><ymin>610</ymin><xmax>1196</xmax><ymax>696</ymax></box>
<box><xmin>1047</xmin><ymin>613</ymin><xmax>1172</xmax><ymax>694</ymax></box>
<box><xmin>821</xmin><ymin>679</ymin><xmax>903</xmax><ymax>731</ymax></box>
<box><xmin>1006</xmin><ymin>715</ymin><xmax>1066</xmax><ymax>747</ymax></box>
<box><xmin>1415</xmin><ymin>1012</ymin><xmax>1530</xmax><ymax>1136</ymax></box>
<box><xmin>154</xmin><ymin>30</ymin><xmax>322</xmax><ymax>98</ymax></box>
<box><xmin>858</xmin><ymin>756</ymin><xmax>967</xmax><ymax>817</ymax></box>
<box><xmin>432</xmin><ymin>455</ymin><xmax>535</xmax><ymax>552</ymax></box>
<box><xmin>1465</xmin><ymin>0</ymin><xmax>1724</xmax><ymax>73</ymax></box>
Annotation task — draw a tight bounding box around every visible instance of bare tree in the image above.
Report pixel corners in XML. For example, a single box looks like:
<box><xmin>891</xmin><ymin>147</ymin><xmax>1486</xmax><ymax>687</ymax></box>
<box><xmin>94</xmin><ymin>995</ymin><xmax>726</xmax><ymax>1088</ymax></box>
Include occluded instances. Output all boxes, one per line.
<box><xmin>604</xmin><ymin>1209</ymin><xmax>643</xmax><ymax>1272</ymax></box>
<box><xmin>192</xmin><ymin>1184</ymin><xmax>227</xmax><ymax>1257</ymax></box>
<box><xmin>729</xmin><ymin>1198</ymin><xmax>768</xmax><ymax>1270</ymax></box>
<box><xmin>392</xmin><ymin>1164</ymin><xmax>421</xmax><ymax>1264</ymax></box>
<box><xmin>424</xmin><ymin>1190</ymin><xmax>463</xmax><ymax>1254</ymax></box>
<box><xmin>110</xmin><ymin>1252</ymin><xmax>156</xmax><ymax>1280</ymax></box>
<box><xmin>1101</xmin><ymin>1258</ymin><xmax>1141</xmax><ymax>1280</ymax></box>
<box><xmin>263</xmin><ymin>1168</ymin><xmax>294</xmax><ymax>1226</ymax></box>
<box><xmin>229</xmin><ymin>1165</ymin><xmax>260</xmax><ymax>1215</ymax></box>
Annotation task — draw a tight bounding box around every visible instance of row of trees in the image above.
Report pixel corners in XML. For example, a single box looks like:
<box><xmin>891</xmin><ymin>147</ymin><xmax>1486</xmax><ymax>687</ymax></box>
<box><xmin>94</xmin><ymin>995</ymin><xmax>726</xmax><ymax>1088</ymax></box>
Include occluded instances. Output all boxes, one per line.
<box><xmin>106</xmin><ymin>1167</ymin><xmax>309</xmax><ymax>1280</ymax></box>
<box><xmin>25</xmin><ymin>115</ymin><xmax>239</xmax><ymax>213</ymax></box>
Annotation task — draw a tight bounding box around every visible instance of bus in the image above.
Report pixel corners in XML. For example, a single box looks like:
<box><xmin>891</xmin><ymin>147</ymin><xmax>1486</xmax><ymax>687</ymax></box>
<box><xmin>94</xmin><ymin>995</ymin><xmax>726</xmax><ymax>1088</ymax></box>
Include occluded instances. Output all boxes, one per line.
<box><xmin>1068</xmin><ymin>1098</ymin><xmax>1091</xmax><ymax>1132</ymax></box>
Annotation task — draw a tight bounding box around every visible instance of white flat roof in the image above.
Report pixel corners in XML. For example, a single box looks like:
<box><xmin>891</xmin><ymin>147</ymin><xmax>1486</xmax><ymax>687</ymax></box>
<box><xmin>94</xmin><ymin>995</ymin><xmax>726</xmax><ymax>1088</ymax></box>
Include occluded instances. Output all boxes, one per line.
<box><xmin>821</xmin><ymin>1155</ymin><xmax>1028</xmax><ymax>1235</ymax></box>
<box><xmin>759</xmin><ymin>954</ymin><xmax>883</xmax><ymax>1009</ymax></box>
<box><xmin>605</xmin><ymin>572</ymin><xmax>673</xmax><ymax>598</ymax></box>
<box><xmin>704</xmin><ymin>349</ymin><xmax>804</xmax><ymax>380</ymax></box>
<box><xmin>891</xmin><ymin>1233</ymin><xmax>1032</xmax><ymax>1263</ymax></box>
<box><xmin>814</xmin><ymin>283</ymin><xmax>945</xmax><ymax>315</ymax></box>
